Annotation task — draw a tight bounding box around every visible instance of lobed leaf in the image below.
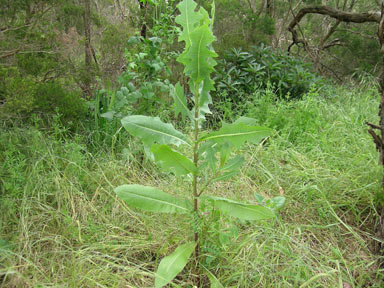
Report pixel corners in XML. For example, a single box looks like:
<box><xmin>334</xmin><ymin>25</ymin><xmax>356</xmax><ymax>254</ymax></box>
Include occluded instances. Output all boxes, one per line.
<box><xmin>175</xmin><ymin>0</ymin><xmax>203</xmax><ymax>48</ymax></box>
<box><xmin>115</xmin><ymin>184</ymin><xmax>191</xmax><ymax>214</ymax></box>
<box><xmin>151</xmin><ymin>144</ymin><xmax>196</xmax><ymax>176</ymax></box>
<box><xmin>179</xmin><ymin>24</ymin><xmax>217</xmax><ymax>83</ymax></box>
<box><xmin>155</xmin><ymin>242</ymin><xmax>196</xmax><ymax>288</ymax></box>
<box><xmin>121</xmin><ymin>115</ymin><xmax>191</xmax><ymax>147</ymax></box>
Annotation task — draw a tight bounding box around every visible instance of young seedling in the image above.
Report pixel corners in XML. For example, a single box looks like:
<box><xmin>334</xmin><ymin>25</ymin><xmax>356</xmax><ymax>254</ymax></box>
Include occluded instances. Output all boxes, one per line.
<box><xmin>114</xmin><ymin>0</ymin><xmax>279</xmax><ymax>286</ymax></box>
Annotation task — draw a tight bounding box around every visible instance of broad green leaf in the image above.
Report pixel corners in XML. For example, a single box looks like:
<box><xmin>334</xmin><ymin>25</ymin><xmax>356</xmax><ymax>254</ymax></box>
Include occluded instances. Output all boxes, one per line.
<box><xmin>199</xmin><ymin>123</ymin><xmax>272</xmax><ymax>148</ymax></box>
<box><xmin>179</xmin><ymin>24</ymin><xmax>217</xmax><ymax>83</ymax></box>
<box><xmin>173</xmin><ymin>83</ymin><xmax>192</xmax><ymax>121</ymax></box>
<box><xmin>175</xmin><ymin>0</ymin><xmax>203</xmax><ymax>48</ymax></box>
<box><xmin>121</xmin><ymin>115</ymin><xmax>191</xmax><ymax>147</ymax></box>
<box><xmin>151</xmin><ymin>144</ymin><xmax>196</xmax><ymax>176</ymax></box>
<box><xmin>207</xmin><ymin>196</ymin><xmax>275</xmax><ymax>220</ymax></box>
<box><xmin>115</xmin><ymin>184</ymin><xmax>191</xmax><ymax>214</ymax></box>
<box><xmin>155</xmin><ymin>242</ymin><xmax>196</xmax><ymax>288</ymax></box>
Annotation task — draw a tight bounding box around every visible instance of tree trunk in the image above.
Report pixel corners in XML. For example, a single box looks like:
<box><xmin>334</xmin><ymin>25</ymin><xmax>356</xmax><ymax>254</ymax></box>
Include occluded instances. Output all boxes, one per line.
<box><xmin>375</xmin><ymin>6</ymin><xmax>384</xmax><ymax>258</ymax></box>
<box><xmin>266</xmin><ymin>0</ymin><xmax>274</xmax><ymax>17</ymax></box>
<box><xmin>84</xmin><ymin>0</ymin><xmax>92</xmax><ymax>99</ymax></box>
<box><xmin>138</xmin><ymin>0</ymin><xmax>148</xmax><ymax>39</ymax></box>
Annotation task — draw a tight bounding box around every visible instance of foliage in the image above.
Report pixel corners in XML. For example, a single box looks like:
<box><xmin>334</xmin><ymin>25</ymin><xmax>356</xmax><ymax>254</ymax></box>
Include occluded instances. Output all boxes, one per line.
<box><xmin>34</xmin><ymin>82</ymin><xmax>87</xmax><ymax>122</ymax></box>
<box><xmin>245</xmin><ymin>85</ymin><xmax>324</xmax><ymax>146</ymax></box>
<box><xmin>0</xmin><ymin>67</ymin><xmax>86</xmax><ymax>123</ymax></box>
<box><xmin>94</xmin><ymin>36</ymin><xmax>174</xmax><ymax>127</ymax></box>
<box><xmin>0</xmin><ymin>67</ymin><xmax>36</xmax><ymax>114</ymax></box>
<box><xmin>214</xmin><ymin>45</ymin><xmax>322</xmax><ymax>102</ymax></box>
<box><xmin>112</xmin><ymin>1</ymin><xmax>279</xmax><ymax>286</ymax></box>
<box><xmin>213</xmin><ymin>0</ymin><xmax>275</xmax><ymax>52</ymax></box>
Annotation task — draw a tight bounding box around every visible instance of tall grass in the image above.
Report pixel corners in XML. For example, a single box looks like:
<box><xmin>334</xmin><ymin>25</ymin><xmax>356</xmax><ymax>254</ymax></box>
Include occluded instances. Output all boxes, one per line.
<box><xmin>1</xmin><ymin>84</ymin><xmax>383</xmax><ymax>287</ymax></box>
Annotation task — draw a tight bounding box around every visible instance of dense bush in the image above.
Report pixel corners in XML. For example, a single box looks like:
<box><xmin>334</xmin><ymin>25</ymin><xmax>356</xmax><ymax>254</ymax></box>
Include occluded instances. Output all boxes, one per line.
<box><xmin>34</xmin><ymin>82</ymin><xmax>87</xmax><ymax>122</ymax></box>
<box><xmin>0</xmin><ymin>67</ymin><xmax>86</xmax><ymax>123</ymax></box>
<box><xmin>214</xmin><ymin>45</ymin><xmax>322</xmax><ymax>102</ymax></box>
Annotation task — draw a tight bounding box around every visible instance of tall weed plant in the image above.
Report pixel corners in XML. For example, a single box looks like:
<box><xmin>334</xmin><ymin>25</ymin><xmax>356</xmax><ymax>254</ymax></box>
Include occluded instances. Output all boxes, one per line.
<box><xmin>112</xmin><ymin>1</ymin><xmax>283</xmax><ymax>287</ymax></box>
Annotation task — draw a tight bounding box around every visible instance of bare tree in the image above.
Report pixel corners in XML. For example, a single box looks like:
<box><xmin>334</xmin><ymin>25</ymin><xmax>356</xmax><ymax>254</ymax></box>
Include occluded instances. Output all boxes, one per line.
<box><xmin>367</xmin><ymin>4</ymin><xmax>384</xmax><ymax>258</ymax></box>
<box><xmin>288</xmin><ymin>1</ymin><xmax>384</xmax><ymax>259</ymax></box>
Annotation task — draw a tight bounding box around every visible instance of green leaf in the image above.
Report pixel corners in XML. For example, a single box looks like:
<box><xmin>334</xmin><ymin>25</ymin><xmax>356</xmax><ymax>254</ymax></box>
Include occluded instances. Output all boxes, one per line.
<box><xmin>175</xmin><ymin>0</ymin><xmax>203</xmax><ymax>48</ymax></box>
<box><xmin>115</xmin><ymin>184</ymin><xmax>191</xmax><ymax>214</ymax></box>
<box><xmin>199</xmin><ymin>123</ymin><xmax>272</xmax><ymax>148</ymax></box>
<box><xmin>155</xmin><ymin>242</ymin><xmax>196</xmax><ymax>288</ymax></box>
<box><xmin>179</xmin><ymin>24</ymin><xmax>217</xmax><ymax>83</ymax></box>
<box><xmin>207</xmin><ymin>196</ymin><xmax>275</xmax><ymax>220</ymax></box>
<box><xmin>121</xmin><ymin>115</ymin><xmax>191</xmax><ymax>147</ymax></box>
<box><xmin>173</xmin><ymin>83</ymin><xmax>192</xmax><ymax>121</ymax></box>
<box><xmin>151</xmin><ymin>144</ymin><xmax>196</xmax><ymax>176</ymax></box>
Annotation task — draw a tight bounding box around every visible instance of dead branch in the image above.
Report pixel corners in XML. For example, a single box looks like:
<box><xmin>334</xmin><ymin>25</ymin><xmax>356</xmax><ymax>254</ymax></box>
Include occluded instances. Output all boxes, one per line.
<box><xmin>366</xmin><ymin>121</ymin><xmax>382</xmax><ymax>130</ymax></box>
<box><xmin>0</xmin><ymin>49</ymin><xmax>20</xmax><ymax>59</ymax></box>
<box><xmin>288</xmin><ymin>5</ymin><xmax>380</xmax><ymax>52</ymax></box>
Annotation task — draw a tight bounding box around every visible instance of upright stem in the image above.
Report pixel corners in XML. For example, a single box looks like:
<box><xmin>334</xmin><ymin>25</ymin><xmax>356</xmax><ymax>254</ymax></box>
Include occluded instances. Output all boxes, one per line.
<box><xmin>192</xmin><ymin>84</ymin><xmax>201</xmax><ymax>286</ymax></box>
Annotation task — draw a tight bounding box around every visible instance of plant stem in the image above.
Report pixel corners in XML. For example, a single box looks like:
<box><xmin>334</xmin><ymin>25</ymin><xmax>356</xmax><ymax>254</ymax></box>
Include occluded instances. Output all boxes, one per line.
<box><xmin>192</xmin><ymin>83</ymin><xmax>201</xmax><ymax>287</ymax></box>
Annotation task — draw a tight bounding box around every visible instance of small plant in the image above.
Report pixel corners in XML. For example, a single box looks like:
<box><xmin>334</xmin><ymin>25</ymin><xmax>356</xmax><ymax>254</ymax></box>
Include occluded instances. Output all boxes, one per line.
<box><xmin>113</xmin><ymin>1</ymin><xmax>281</xmax><ymax>286</ymax></box>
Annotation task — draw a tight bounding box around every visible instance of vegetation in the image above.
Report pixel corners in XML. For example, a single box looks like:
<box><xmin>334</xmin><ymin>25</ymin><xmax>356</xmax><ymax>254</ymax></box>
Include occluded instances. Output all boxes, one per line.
<box><xmin>1</xmin><ymin>0</ymin><xmax>384</xmax><ymax>287</ymax></box>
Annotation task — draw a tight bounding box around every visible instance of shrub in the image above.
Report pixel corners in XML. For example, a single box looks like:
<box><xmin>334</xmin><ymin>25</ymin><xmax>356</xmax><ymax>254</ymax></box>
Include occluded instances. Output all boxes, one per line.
<box><xmin>214</xmin><ymin>45</ymin><xmax>322</xmax><ymax>102</ymax></box>
<box><xmin>34</xmin><ymin>82</ymin><xmax>87</xmax><ymax>123</ymax></box>
<box><xmin>0</xmin><ymin>67</ymin><xmax>36</xmax><ymax>114</ymax></box>
<box><xmin>0</xmin><ymin>67</ymin><xmax>86</xmax><ymax>124</ymax></box>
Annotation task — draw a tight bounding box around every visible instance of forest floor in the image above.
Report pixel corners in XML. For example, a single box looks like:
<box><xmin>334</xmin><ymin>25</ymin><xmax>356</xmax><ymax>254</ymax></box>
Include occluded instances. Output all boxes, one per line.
<box><xmin>1</xmin><ymin>84</ymin><xmax>384</xmax><ymax>287</ymax></box>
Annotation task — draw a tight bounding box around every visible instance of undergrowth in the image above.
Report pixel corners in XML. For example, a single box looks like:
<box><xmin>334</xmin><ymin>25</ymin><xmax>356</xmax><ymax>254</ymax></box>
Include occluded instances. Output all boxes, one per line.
<box><xmin>1</xmin><ymin>85</ymin><xmax>383</xmax><ymax>287</ymax></box>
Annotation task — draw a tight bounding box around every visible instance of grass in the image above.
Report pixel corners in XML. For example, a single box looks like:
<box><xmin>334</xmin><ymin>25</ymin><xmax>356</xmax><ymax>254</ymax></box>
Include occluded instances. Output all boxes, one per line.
<box><xmin>1</xmin><ymin>84</ymin><xmax>383</xmax><ymax>287</ymax></box>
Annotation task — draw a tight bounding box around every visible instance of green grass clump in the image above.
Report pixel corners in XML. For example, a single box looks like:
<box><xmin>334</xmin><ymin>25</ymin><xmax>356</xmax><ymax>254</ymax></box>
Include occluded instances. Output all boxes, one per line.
<box><xmin>0</xmin><ymin>85</ymin><xmax>383</xmax><ymax>287</ymax></box>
